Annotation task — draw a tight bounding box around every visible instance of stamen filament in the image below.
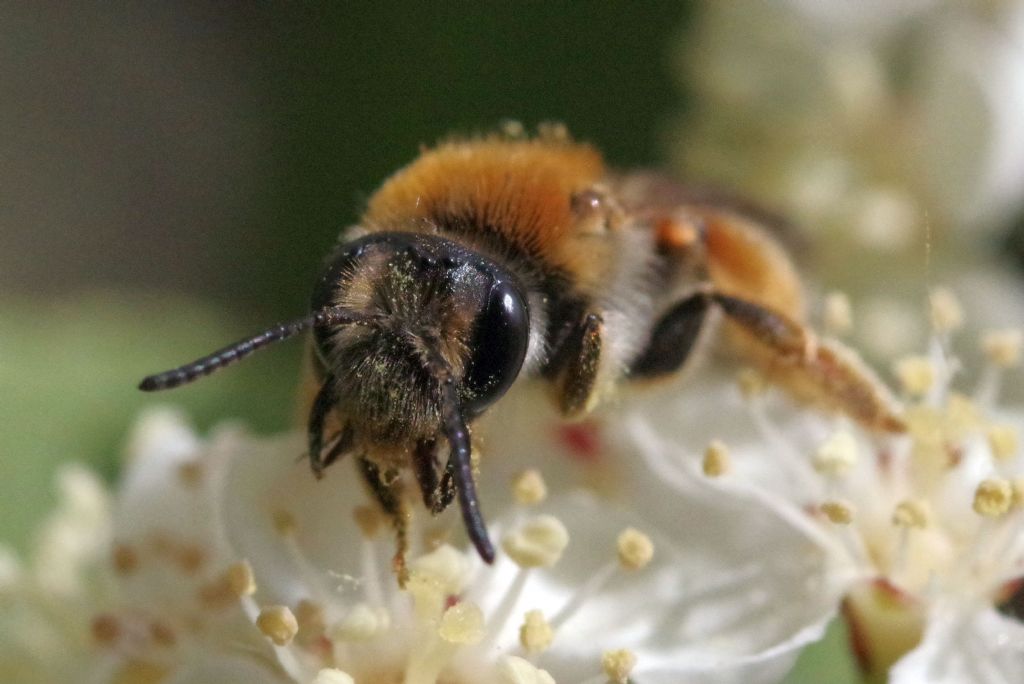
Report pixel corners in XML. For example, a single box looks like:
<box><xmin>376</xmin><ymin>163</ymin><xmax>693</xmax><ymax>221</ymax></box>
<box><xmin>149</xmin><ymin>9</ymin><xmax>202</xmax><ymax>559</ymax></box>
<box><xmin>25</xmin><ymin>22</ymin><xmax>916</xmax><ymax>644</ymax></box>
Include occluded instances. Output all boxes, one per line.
<box><xmin>549</xmin><ymin>562</ymin><xmax>617</xmax><ymax>631</ymax></box>
<box><xmin>973</xmin><ymin>362</ymin><xmax>1003</xmax><ymax>410</ymax></box>
<box><xmin>361</xmin><ymin>536</ymin><xmax>385</xmax><ymax>608</ymax></box>
<box><xmin>479</xmin><ymin>567</ymin><xmax>531</xmax><ymax>652</ymax></box>
<box><xmin>746</xmin><ymin>399</ymin><xmax>821</xmax><ymax>495</ymax></box>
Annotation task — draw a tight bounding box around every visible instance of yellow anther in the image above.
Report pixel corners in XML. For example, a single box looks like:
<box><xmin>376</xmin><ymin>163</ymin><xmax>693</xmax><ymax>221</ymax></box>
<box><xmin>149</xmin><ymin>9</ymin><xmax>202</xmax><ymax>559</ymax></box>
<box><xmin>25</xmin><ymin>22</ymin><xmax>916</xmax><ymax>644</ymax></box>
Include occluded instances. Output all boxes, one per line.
<box><xmin>91</xmin><ymin>614</ymin><xmax>121</xmax><ymax>646</ymax></box>
<box><xmin>330</xmin><ymin>603</ymin><xmax>391</xmax><ymax>641</ymax></box>
<box><xmin>149</xmin><ymin>620</ymin><xmax>176</xmax><ymax>647</ymax></box>
<box><xmin>512</xmin><ymin>469</ymin><xmax>548</xmax><ymax>505</ymax></box>
<box><xmin>295</xmin><ymin>599</ymin><xmax>326</xmax><ymax>643</ymax></box>
<box><xmin>353</xmin><ymin>505</ymin><xmax>385</xmax><ymax>538</ymax></box>
<box><xmin>272</xmin><ymin>509</ymin><xmax>297</xmax><ymax>536</ymax></box>
<box><xmin>226</xmin><ymin>560</ymin><xmax>256</xmax><ymax>597</ymax></box>
<box><xmin>824</xmin><ymin>291</ymin><xmax>853</xmax><ymax>336</ymax></box>
<box><xmin>893</xmin><ymin>356</ymin><xmax>935</xmax><ymax>396</ymax></box>
<box><xmin>702</xmin><ymin>440</ymin><xmax>730</xmax><ymax>477</ymax></box>
<box><xmin>982</xmin><ymin>329</ymin><xmax>1023</xmax><ymax>368</ymax></box>
<box><xmin>409</xmin><ymin>544</ymin><xmax>470</xmax><ymax>596</ymax></box>
<box><xmin>519</xmin><ymin>610</ymin><xmax>554</xmax><ymax>653</ymax></box>
<box><xmin>892</xmin><ymin>500</ymin><xmax>930</xmax><ymax>529</ymax></box>
<box><xmin>813</xmin><ymin>431</ymin><xmax>858</xmax><ymax>476</ymax></box>
<box><xmin>821</xmin><ymin>500</ymin><xmax>855</xmax><ymax>525</ymax></box>
<box><xmin>406</xmin><ymin>571</ymin><xmax>446</xmax><ymax>619</ymax></box>
<box><xmin>197</xmin><ymin>560</ymin><xmax>256</xmax><ymax>608</ymax></box>
<box><xmin>176</xmin><ymin>460</ymin><xmax>203</xmax><ymax>487</ymax></box>
<box><xmin>501</xmin><ymin>515</ymin><xmax>570</xmax><ymax>568</ymax></box>
<box><xmin>987</xmin><ymin>424</ymin><xmax>1019</xmax><ymax>461</ymax></box>
<box><xmin>174</xmin><ymin>544</ymin><xmax>205</xmax><ymax>575</ymax></box>
<box><xmin>111</xmin><ymin>544</ymin><xmax>139</xmax><ymax>575</ymax></box>
<box><xmin>313</xmin><ymin>670</ymin><xmax>355</xmax><ymax>684</ymax></box>
<box><xmin>438</xmin><ymin>601</ymin><xmax>485</xmax><ymax>644</ymax></box>
<box><xmin>497</xmin><ymin>656</ymin><xmax>556</xmax><ymax>684</ymax></box>
<box><xmin>974</xmin><ymin>479</ymin><xmax>1013</xmax><ymax>518</ymax></box>
<box><xmin>1011</xmin><ymin>478</ymin><xmax>1024</xmax><ymax>509</ymax></box>
<box><xmin>946</xmin><ymin>393</ymin><xmax>980</xmax><ymax>428</ymax></box>
<box><xmin>256</xmin><ymin>605</ymin><xmax>298</xmax><ymax>646</ymax></box>
<box><xmin>737</xmin><ymin>367</ymin><xmax>767</xmax><ymax>398</ymax></box>
<box><xmin>930</xmin><ymin>287</ymin><xmax>963</xmax><ymax>333</ymax></box>
<box><xmin>616</xmin><ymin>527</ymin><xmax>655</xmax><ymax>571</ymax></box>
<box><xmin>601</xmin><ymin>649</ymin><xmax>638</xmax><ymax>684</ymax></box>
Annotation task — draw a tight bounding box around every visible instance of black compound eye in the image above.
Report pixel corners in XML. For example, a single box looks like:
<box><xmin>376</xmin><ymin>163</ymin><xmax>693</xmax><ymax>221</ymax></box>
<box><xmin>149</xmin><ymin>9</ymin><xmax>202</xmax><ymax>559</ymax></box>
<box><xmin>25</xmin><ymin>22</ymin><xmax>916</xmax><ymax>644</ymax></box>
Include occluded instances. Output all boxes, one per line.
<box><xmin>461</xmin><ymin>279</ymin><xmax>530</xmax><ymax>418</ymax></box>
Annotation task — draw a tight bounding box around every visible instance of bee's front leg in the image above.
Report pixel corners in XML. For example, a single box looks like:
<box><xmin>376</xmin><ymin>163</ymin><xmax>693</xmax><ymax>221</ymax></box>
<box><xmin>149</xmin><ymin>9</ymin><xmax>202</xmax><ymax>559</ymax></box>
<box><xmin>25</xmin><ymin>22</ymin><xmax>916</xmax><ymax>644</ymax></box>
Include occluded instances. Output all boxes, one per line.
<box><xmin>411</xmin><ymin>438</ymin><xmax>455</xmax><ymax>514</ymax></box>
<box><xmin>357</xmin><ymin>455</ymin><xmax>410</xmax><ymax>584</ymax></box>
<box><xmin>307</xmin><ymin>377</ymin><xmax>339</xmax><ymax>479</ymax></box>
<box><xmin>547</xmin><ymin>311</ymin><xmax>605</xmax><ymax>418</ymax></box>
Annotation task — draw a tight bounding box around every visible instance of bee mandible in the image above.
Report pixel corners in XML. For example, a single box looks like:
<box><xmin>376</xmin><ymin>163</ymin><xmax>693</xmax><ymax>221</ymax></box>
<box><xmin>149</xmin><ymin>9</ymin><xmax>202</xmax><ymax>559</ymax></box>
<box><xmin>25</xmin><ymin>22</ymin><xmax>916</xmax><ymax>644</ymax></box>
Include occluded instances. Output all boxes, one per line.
<box><xmin>140</xmin><ymin>126</ymin><xmax>904</xmax><ymax>566</ymax></box>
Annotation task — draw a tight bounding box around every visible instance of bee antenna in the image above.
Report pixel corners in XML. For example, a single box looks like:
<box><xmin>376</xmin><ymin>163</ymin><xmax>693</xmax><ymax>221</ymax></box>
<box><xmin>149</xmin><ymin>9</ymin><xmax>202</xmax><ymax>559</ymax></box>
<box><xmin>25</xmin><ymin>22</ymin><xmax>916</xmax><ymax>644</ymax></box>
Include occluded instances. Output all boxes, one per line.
<box><xmin>418</xmin><ymin>342</ymin><xmax>495</xmax><ymax>564</ymax></box>
<box><xmin>138</xmin><ymin>307</ymin><xmax>366</xmax><ymax>392</ymax></box>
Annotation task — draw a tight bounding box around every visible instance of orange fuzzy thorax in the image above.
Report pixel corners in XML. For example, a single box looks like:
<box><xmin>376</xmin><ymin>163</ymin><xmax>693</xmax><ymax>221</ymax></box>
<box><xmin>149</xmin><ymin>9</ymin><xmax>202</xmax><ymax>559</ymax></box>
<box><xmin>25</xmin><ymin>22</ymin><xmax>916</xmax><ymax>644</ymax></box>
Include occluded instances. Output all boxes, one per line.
<box><xmin>363</xmin><ymin>136</ymin><xmax>605</xmax><ymax>270</ymax></box>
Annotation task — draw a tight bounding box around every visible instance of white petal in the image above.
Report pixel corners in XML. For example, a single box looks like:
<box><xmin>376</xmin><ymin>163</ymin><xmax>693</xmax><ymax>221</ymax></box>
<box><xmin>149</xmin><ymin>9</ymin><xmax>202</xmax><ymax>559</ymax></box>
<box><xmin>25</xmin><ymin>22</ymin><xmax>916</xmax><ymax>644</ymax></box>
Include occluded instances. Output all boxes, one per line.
<box><xmin>474</xmin><ymin>486</ymin><xmax>837</xmax><ymax>682</ymax></box>
<box><xmin>497</xmin><ymin>655</ymin><xmax>556</xmax><ymax>684</ymax></box>
<box><xmin>163</xmin><ymin>653</ymin><xmax>290</xmax><ymax>684</ymax></box>
<box><xmin>218</xmin><ymin>428</ymin><xmax>374</xmax><ymax>609</ymax></box>
<box><xmin>30</xmin><ymin>464</ymin><xmax>111</xmax><ymax>595</ymax></box>
<box><xmin>113</xmin><ymin>410</ymin><xmax>236</xmax><ymax>607</ymax></box>
<box><xmin>890</xmin><ymin>606</ymin><xmax>1024</xmax><ymax>684</ymax></box>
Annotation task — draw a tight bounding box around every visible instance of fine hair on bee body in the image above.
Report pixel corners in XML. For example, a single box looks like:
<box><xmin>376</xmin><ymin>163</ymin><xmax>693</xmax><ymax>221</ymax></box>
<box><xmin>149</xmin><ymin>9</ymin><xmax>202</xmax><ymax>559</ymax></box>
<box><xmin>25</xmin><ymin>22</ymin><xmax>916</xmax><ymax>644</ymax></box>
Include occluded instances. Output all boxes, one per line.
<box><xmin>140</xmin><ymin>123</ymin><xmax>905</xmax><ymax>570</ymax></box>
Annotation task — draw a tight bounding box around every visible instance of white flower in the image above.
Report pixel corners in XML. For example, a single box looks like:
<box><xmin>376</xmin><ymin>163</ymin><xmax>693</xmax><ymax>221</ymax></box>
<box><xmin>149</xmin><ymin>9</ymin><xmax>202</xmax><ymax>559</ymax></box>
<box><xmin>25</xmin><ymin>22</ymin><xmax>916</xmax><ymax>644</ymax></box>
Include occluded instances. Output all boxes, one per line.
<box><xmin>0</xmin><ymin>465</ymin><xmax>113</xmax><ymax>683</ymax></box>
<box><xmin>1</xmin><ymin>389</ymin><xmax>846</xmax><ymax>684</ymax></box>
<box><xmin>206</xmin><ymin>384</ymin><xmax>838</xmax><ymax>684</ymax></box>
<box><xmin>627</xmin><ymin>308</ymin><xmax>1024</xmax><ymax>681</ymax></box>
<box><xmin>675</xmin><ymin>0</ymin><xmax>1024</xmax><ymax>237</ymax></box>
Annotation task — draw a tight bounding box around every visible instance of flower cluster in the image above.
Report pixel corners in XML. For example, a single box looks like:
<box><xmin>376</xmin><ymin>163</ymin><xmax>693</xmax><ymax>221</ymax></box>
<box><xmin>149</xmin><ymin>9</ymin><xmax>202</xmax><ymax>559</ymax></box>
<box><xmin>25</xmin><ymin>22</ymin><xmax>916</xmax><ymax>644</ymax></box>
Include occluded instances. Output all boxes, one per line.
<box><xmin>3</xmin><ymin>380</ymin><xmax>863</xmax><ymax>684</ymax></box>
<box><xmin>627</xmin><ymin>293</ymin><xmax>1024</xmax><ymax>681</ymax></box>
<box><xmin>671</xmin><ymin>0</ymin><xmax>1024</xmax><ymax>361</ymax></box>
<box><xmin>674</xmin><ymin>0</ymin><xmax>1024</xmax><ymax>240</ymax></box>
<box><xmin>6</xmin><ymin>289</ymin><xmax>1024</xmax><ymax>683</ymax></box>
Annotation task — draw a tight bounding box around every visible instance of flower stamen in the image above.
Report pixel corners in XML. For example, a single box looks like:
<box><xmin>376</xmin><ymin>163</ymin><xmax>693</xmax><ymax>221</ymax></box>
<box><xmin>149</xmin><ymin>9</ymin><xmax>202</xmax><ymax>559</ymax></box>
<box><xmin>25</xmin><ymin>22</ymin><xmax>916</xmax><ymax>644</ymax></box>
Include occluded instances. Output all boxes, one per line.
<box><xmin>519</xmin><ymin>609</ymin><xmax>553</xmax><ymax>654</ymax></box>
<box><xmin>616</xmin><ymin>528</ymin><xmax>655</xmax><ymax>570</ymax></box>
<box><xmin>601</xmin><ymin>648</ymin><xmax>637</xmax><ymax>684</ymax></box>
<box><xmin>257</xmin><ymin>605</ymin><xmax>299</xmax><ymax>646</ymax></box>
<box><xmin>814</xmin><ymin>431</ymin><xmax>858</xmax><ymax>477</ymax></box>
<box><xmin>973</xmin><ymin>479</ymin><xmax>1013</xmax><ymax>518</ymax></box>
<box><xmin>986</xmin><ymin>425</ymin><xmax>1019</xmax><ymax>462</ymax></box>
<box><xmin>702</xmin><ymin>440</ymin><xmax>730</xmax><ymax>477</ymax></box>
<box><xmin>894</xmin><ymin>356</ymin><xmax>935</xmax><ymax>398</ymax></box>
<box><xmin>313</xmin><ymin>669</ymin><xmax>355</xmax><ymax>684</ymax></box>
<box><xmin>822</xmin><ymin>500</ymin><xmax>855</xmax><ymax>525</ymax></box>
<box><xmin>512</xmin><ymin>470</ymin><xmax>548</xmax><ymax>506</ymax></box>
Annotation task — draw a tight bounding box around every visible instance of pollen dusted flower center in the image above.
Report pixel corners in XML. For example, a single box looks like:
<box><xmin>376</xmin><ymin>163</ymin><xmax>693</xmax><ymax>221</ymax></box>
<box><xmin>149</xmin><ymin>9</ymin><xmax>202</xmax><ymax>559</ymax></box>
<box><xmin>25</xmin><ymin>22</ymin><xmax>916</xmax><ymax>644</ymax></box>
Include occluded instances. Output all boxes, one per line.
<box><xmin>684</xmin><ymin>308</ymin><xmax>1024</xmax><ymax>677</ymax></box>
<box><xmin>222</xmin><ymin>464</ymin><xmax>658</xmax><ymax>684</ymax></box>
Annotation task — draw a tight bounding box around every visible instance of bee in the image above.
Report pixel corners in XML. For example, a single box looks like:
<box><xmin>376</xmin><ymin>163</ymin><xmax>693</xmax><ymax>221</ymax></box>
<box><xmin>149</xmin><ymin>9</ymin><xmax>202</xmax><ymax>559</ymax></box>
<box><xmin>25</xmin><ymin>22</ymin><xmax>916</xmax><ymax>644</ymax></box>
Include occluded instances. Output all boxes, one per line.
<box><xmin>139</xmin><ymin>125</ymin><xmax>904</xmax><ymax>567</ymax></box>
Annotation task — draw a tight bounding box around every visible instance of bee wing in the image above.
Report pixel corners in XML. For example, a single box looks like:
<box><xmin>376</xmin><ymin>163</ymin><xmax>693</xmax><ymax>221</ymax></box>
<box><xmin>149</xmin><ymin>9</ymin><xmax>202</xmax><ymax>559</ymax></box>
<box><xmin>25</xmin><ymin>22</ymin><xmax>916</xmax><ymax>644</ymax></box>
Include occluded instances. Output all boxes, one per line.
<box><xmin>611</xmin><ymin>170</ymin><xmax>808</xmax><ymax>259</ymax></box>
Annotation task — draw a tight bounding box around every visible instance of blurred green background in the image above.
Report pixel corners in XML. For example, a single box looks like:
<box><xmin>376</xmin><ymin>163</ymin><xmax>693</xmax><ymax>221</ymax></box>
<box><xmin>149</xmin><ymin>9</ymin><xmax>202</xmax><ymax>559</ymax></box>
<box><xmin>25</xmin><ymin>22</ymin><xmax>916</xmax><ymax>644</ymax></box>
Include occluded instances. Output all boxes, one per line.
<box><xmin>2</xmin><ymin>2</ymin><xmax>691</xmax><ymax>545</ymax></box>
<box><xmin>1</xmin><ymin>4</ymin><xmax>872</xmax><ymax>681</ymax></box>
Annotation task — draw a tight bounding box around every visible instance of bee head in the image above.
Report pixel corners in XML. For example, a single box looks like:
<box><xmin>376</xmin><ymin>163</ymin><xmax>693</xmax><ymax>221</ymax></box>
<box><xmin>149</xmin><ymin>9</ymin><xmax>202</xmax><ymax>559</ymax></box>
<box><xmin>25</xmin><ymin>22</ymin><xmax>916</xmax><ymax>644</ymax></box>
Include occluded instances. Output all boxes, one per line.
<box><xmin>310</xmin><ymin>232</ymin><xmax>530</xmax><ymax>445</ymax></box>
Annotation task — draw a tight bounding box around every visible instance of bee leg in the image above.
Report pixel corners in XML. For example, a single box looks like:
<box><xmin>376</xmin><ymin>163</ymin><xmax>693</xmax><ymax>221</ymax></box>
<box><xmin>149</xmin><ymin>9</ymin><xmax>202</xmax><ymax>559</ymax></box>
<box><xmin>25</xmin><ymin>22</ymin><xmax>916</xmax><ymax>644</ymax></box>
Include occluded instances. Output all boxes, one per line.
<box><xmin>710</xmin><ymin>293</ymin><xmax>905</xmax><ymax>433</ymax></box>
<box><xmin>319</xmin><ymin>424</ymin><xmax>354</xmax><ymax>472</ymax></box>
<box><xmin>549</xmin><ymin>312</ymin><xmax>605</xmax><ymax>418</ymax></box>
<box><xmin>412</xmin><ymin>438</ymin><xmax>456</xmax><ymax>514</ymax></box>
<box><xmin>307</xmin><ymin>376</ymin><xmax>338</xmax><ymax>479</ymax></box>
<box><xmin>629</xmin><ymin>292</ymin><xmax>711</xmax><ymax>378</ymax></box>
<box><xmin>357</xmin><ymin>455</ymin><xmax>411</xmax><ymax>584</ymax></box>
